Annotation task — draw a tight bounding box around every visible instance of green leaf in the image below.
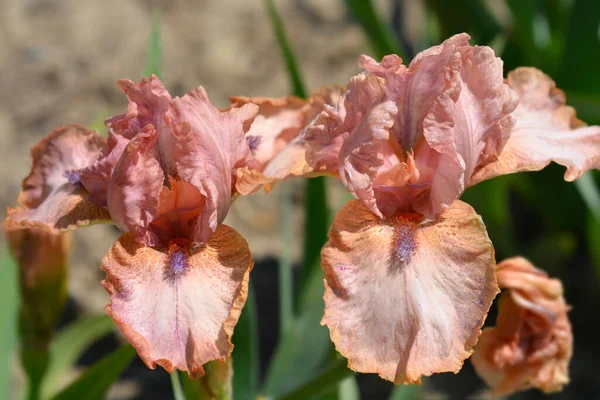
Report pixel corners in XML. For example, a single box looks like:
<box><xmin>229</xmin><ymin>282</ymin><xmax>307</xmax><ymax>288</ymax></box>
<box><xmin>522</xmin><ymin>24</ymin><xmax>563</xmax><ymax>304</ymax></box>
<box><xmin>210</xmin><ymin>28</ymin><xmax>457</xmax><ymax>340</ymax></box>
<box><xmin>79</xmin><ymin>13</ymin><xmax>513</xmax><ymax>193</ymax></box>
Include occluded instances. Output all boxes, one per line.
<box><xmin>388</xmin><ymin>384</ymin><xmax>420</xmax><ymax>400</ymax></box>
<box><xmin>587</xmin><ymin>212</ymin><xmax>600</xmax><ymax>281</ymax></box>
<box><xmin>41</xmin><ymin>315</ymin><xmax>114</xmax><ymax>399</ymax></box>
<box><xmin>424</xmin><ymin>0</ymin><xmax>502</xmax><ymax>44</ymax></box>
<box><xmin>299</xmin><ymin>177</ymin><xmax>329</xmax><ymax>294</ymax></box>
<box><xmin>560</xmin><ymin>0</ymin><xmax>600</xmax><ymax>94</ymax></box>
<box><xmin>344</xmin><ymin>0</ymin><xmax>405</xmax><ymax>59</ymax></box>
<box><xmin>274</xmin><ymin>358</ymin><xmax>354</xmax><ymax>400</ymax></box>
<box><xmin>0</xmin><ymin>251</ymin><xmax>19</xmax><ymax>400</ymax></box>
<box><xmin>142</xmin><ymin>8</ymin><xmax>162</xmax><ymax>78</ymax></box>
<box><xmin>264</xmin><ymin>0</ymin><xmax>306</xmax><ymax>98</ymax></box>
<box><xmin>232</xmin><ymin>287</ymin><xmax>259</xmax><ymax>400</ymax></box>
<box><xmin>262</xmin><ymin>262</ymin><xmax>332</xmax><ymax>397</ymax></box>
<box><xmin>337</xmin><ymin>376</ymin><xmax>360</xmax><ymax>400</ymax></box>
<box><xmin>279</xmin><ymin>182</ymin><xmax>294</xmax><ymax>333</ymax></box>
<box><xmin>50</xmin><ymin>345</ymin><xmax>136</xmax><ymax>400</ymax></box>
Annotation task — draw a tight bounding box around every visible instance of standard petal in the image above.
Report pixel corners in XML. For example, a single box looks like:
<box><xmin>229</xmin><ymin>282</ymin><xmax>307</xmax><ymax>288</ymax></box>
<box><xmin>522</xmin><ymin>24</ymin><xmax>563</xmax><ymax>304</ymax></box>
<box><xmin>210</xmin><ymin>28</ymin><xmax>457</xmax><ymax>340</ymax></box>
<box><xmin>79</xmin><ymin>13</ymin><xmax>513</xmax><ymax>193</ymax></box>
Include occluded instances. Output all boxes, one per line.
<box><xmin>107</xmin><ymin>126</ymin><xmax>164</xmax><ymax>244</ymax></box>
<box><xmin>106</xmin><ymin>75</ymin><xmax>175</xmax><ymax>175</ymax></box>
<box><xmin>471</xmin><ymin>257</ymin><xmax>573</xmax><ymax>395</ymax></box>
<box><xmin>321</xmin><ymin>200</ymin><xmax>497</xmax><ymax>384</ymax></box>
<box><xmin>470</xmin><ymin>67</ymin><xmax>600</xmax><ymax>185</ymax></box>
<box><xmin>101</xmin><ymin>225</ymin><xmax>253</xmax><ymax>378</ymax></box>
<box><xmin>165</xmin><ymin>87</ymin><xmax>258</xmax><ymax>242</ymax></box>
<box><xmin>7</xmin><ymin>125</ymin><xmax>111</xmax><ymax>232</ymax></box>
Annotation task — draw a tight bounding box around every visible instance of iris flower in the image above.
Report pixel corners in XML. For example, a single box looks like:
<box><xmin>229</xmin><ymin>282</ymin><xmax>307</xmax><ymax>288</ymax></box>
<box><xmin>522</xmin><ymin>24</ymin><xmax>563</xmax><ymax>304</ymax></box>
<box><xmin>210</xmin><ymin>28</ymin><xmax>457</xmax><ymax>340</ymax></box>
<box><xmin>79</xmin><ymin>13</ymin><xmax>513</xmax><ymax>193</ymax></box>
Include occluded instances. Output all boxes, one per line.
<box><xmin>304</xmin><ymin>33</ymin><xmax>598</xmax><ymax>384</ymax></box>
<box><xmin>6</xmin><ymin>76</ymin><xmax>264</xmax><ymax>378</ymax></box>
<box><xmin>472</xmin><ymin>257</ymin><xmax>573</xmax><ymax>395</ymax></box>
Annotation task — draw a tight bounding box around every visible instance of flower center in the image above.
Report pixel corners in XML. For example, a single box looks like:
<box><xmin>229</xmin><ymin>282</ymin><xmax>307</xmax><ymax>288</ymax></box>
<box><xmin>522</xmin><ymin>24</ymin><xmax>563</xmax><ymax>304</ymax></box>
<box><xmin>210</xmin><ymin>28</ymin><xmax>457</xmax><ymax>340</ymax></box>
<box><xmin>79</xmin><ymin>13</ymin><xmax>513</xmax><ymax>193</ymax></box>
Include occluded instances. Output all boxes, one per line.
<box><xmin>167</xmin><ymin>239</ymin><xmax>190</xmax><ymax>276</ymax></box>
<box><xmin>393</xmin><ymin>213</ymin><xmax>422</xmax><ymax>263</ymax></box>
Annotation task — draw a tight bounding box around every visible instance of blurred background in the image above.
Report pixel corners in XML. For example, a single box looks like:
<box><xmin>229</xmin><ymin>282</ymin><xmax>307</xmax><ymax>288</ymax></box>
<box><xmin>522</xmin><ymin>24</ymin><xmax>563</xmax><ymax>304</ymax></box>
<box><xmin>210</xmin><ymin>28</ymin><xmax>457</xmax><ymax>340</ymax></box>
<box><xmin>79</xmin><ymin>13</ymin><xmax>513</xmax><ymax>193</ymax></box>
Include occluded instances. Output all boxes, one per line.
<box><xmin>0</xmin><ymin>0</ymin><xmax>599</xmax><ymax>399</ymax></box>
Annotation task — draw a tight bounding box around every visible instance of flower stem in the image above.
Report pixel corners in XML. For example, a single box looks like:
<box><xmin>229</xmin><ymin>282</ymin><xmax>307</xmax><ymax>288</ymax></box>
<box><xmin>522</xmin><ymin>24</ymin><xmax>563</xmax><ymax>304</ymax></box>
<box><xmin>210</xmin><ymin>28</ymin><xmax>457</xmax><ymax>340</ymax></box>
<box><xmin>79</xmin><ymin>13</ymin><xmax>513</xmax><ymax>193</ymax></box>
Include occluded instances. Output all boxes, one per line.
<box><xmin>274</xmin><ymin>358</ymin><xmax>354</xmax><ymax>400</ymax></box>
<box><xmin>170</xmin><ymin>371</ymin><xmax>185</xmax><ymax>400</ymax></box>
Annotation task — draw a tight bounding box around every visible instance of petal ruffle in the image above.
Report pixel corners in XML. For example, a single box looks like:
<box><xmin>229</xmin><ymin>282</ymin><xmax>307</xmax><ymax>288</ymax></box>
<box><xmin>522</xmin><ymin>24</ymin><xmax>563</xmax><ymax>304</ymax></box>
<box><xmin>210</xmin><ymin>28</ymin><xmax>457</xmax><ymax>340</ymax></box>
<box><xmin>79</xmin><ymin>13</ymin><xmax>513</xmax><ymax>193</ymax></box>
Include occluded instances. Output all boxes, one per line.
<box><xmin>7</xmin><ymin>125</ymin><xmax>111</xmax><ymax>232</ymax></box>
<box><xmin>470</xmin><ymin>67</ymin><xmax>600</xmax><ymax>185</ymax></box>
<box><xmin>166</xmin><ymin>87</ymin><xmax>258</xmax><ymax>242</ymax></box>
<box><xmin>106</xmin><ymin>75</ymin><xmax>175</xmax><ymax>175</ymax></box>
<box><xmin>101</xmin><ymin>225</ymin><xmax>253</xmax><ymax>378</ymax></box>
<box><xmin>471</xmin><ymin>257</ymin><xmax>573</xmax><ymax>395</ymax></box>
<box><xmin>107</xmin><ymin>126</ymin><xmax>164</xmax><ymax>245</ymax></box>
<box><xmin>321</xmin><ymin>200</ymin><xmax>498</xmax><ymax>384</ymax></box>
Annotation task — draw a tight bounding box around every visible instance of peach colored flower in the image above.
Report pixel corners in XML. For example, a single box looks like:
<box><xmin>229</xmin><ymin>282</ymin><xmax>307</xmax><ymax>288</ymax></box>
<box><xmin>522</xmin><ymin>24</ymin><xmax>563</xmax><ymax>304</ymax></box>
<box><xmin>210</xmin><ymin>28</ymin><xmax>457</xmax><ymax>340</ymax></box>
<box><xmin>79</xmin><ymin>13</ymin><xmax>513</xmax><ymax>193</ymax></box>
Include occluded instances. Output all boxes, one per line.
<box><xmin>100</xmin><ymin>81</ymin><xmax>258</xmax><ymax>378</ymax></box>
<box><xmin>233</xmin><ymin>85</ymin><xmax>343</xmax><ymax>195</ymax></box>
<box><xmin>6</xmin><ymin>75</ymin><xmax>260</xmax><ymax>378</ymax></box>
<box><xmin>304</xmin><ymin>33</ymin><xmax>596</xmax><ymax>385</ymax></box>
<box><xmin>5</xmin><ymin>125</ymin><xmax>111</xmax><ymax>232</ymax></box>
<box><xmin>471</xmin><ymin>257</ymin><xmax>573</xmax><ymax>395</ymax></box>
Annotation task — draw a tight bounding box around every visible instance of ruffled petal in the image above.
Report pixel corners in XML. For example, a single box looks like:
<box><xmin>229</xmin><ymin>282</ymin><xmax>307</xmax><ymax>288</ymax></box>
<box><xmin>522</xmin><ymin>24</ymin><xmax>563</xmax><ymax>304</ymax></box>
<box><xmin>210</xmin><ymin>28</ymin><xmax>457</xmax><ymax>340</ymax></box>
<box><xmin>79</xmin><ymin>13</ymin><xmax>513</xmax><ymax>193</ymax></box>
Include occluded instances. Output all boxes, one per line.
<box><xmin>165</xmin><ymin>87</ymin><xmax>258</xmax><ymax>242</ymax></box>
<box><xmin>470</xmin><ymin>67</ymin><xmax>600</xmax><ymax>185</ymax></box>
<box><xmin>229</xmin><ymin>96</ymin><xmax>307</xmax><ymax>168</ymax></box>
<box><xmin>306</xmin><ymin>74</ymin><xmax>399</xmax><ymax>217</ymax></box>
<box><xmin>101</xmin><ymin>225</ymin><xmax>253</xmax><ymax>378</ymax></box>
<box><xmin>106</xmin><ymin>75</ymin><xmax>175</xmax><ymax>175</ymax></box>
<box><xmin>107</xmin><ymin>126</ymin><xmax>164</xmax><ymax>244</ymax></box>
<box><xmin>472</xmin><ymin>257</ymin><xmax>573</xmax><ymax>395</ymax></box>
<box><xmin>321</xmin><ymin>200</ymin><xmax>498</xmax><ymax>384</ymax></box>
<box><xmin>77</xmin><ymin>132</ymin><xmax>129</xmax><ymax>206</ymax></box>
<box><xmin>6</xmin><ymin>125</ymin><xmax>111</xmax><ymax>232</ymax></box>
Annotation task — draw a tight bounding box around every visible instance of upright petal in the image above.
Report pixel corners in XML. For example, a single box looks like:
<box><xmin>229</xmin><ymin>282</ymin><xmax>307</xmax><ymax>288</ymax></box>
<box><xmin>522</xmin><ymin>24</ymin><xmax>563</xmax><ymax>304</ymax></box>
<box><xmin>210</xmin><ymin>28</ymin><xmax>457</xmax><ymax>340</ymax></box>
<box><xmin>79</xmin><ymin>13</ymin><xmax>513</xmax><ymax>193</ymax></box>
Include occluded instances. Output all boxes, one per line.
<box><xmin>306</xmin><ymin>74</ymin><xmax>399</xmax><ymax>217</ymax></box>
<box><xmin>165</xmin><ymin>87</ymin><xmax>258</xmax><ymax>242</ymax></box>
<box><xmin>321</xmin><ymin>200</ymin><xmax>497</xmax><ymax>384</ymax></box>
<box><xmin>107</xmin><ymin>126</ymin><xmax>164</xmax><ymax>245</ymax></box>
<box><xmin>101</xmin><ymin>225</ymin><xmax>253</xmax><ymax>378</ymax></box>
<box><xmin>470</xmin><ymin>68</ymin><xmax>600</xmax><ymax>185</ymax></box>
<box><xmin>106</xmin><ymin>75</ymin><xmax>175</xmax><ymax>175</ymax></box>
<box><xmin>6</xmin><ymin>125</ymin><xmax>111</xmax><ymax>232</ymax></box>
<box><xmin>472</xmin><ymin>257</ymin><xmax>573</xmax><ymax>395</ymax></box>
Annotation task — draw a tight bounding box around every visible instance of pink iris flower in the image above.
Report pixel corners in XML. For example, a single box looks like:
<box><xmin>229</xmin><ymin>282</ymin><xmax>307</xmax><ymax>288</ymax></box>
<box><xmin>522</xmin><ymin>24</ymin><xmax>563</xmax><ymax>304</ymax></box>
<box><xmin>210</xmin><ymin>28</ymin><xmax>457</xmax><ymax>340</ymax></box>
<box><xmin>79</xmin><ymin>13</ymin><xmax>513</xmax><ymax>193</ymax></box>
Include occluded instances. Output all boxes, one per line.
<box><xmin>6</xmin><ymin>76</ymin><xmax>264</xmax><ymax>378</ymax></box>
<box><xmin>304</xmin><ymin>33</ymin><xmax>598</xmax><ymax>384</ymax></box>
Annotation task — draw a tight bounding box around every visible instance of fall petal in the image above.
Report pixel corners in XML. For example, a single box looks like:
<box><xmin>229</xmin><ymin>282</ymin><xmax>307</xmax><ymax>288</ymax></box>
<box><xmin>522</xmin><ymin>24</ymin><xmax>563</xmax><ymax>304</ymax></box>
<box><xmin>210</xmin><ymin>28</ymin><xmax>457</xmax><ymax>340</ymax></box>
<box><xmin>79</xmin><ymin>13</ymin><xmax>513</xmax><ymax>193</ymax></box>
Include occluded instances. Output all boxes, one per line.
<box><xmin>470</xmin><ymin>67</ymin><xmax>600</xmax><ymax>185</ymax></box>
<box><xmin>101</xmin><ymin>225</ymin><xmax>253</xmax><ymax>378</ymax></box>
<box><xmin>77</xmin><ymin>132</ymin><xmax>129</xmax><ymax>206</ymax></box>
<box><xmin>471</xmin><ymin>257</ymin><xmax>573</xmax><ymax>395</ymax></box>
<box><xmin>321</xmin><ymin>200</ymin><xmax>497</xmax><ymax>384</ymax></box>
<box><xmin>230</xmin><ymin>96</ymin><xmax>307</xmax><ymax>167</ymax></box>
<box><xmin>107</xmin><ymin>126</ymin><xmax>163</xmax><ymax>244</ymax></box>
<box><xmin>166</xmin><ymin>87</ymin><xmax>258</xmax><ymax>242</ymax></box>
<box><xmin>7</xmin><ymin>125</ymin><xmax>110</xmax><ymax>231</ymax></box>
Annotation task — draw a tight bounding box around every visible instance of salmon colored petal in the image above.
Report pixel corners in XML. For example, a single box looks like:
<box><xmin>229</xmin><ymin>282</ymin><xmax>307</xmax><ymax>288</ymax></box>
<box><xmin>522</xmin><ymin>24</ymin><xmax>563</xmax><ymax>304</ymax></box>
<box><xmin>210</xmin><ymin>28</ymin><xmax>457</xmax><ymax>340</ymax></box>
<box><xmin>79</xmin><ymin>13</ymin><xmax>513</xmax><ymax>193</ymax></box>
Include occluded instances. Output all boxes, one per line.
<box><xmin>416</xmin><ymin>45</ymin><xmax>517</xmax><ymax>217</ymax></box>
<box><xmin>321</xmin><ymin>200</ymin><xmax>498</xmax><ymax>384</ymax></box>
<box><xmin>107</xmin><ymin>126</ymin><xmax>163</xmax><ymax>245</ymax></box>
<box><xmin>106</xmin><ymin>75</ymin><xmax>175</xmax><ymax>175</ymax></box>
<box><xmin>7</xmin><ymin>125</ymin><xmax>111</xmax><ymax>232</ymax></box>
<box><xmin>235</xmin><ymin>134</ymin><xmax>315</xmax><ymax>195</ymax></box>
<box><xmin>101</xmin><ymin>225</ymin><xmax>253</xmax><ymax>378</ymax></box>
<box><xmin>306</xmin><ymin>74</ymin><xmax>399</xmax><ymax>217</ymax></box>
<box><xmin>166</xmin><ymin>87</ymin><xmax>258</xmax><ymax>242</ymax></box>
<box><xmin>77</xmin><ymin>132</ymin><xmax>129</xmax><ymax>206</ymax></box>
<box><xmin>229</xmin><ymin>96</ymin><xmax>307</xmax><ymax>168</ymax></box>
<box><xmin>471</xmin><ymin>67</ymin><xmax>600</xmax><ymax>185</ymax></box>
<box><xmin>472</xmin><ymin>257</ymin><xmax>573</xmax><ymax>395</ymax></box>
